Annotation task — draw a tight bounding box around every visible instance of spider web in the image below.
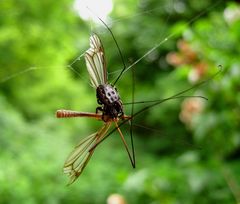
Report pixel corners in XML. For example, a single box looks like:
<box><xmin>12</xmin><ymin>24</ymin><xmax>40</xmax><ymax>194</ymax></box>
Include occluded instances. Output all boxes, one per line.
<box><xmin>0</xmin><ymin>0</ymin><xmax>227</xmax><ymax>189</ymax></box>
<box><xmin>0</xmin><ymin>0</ymin><xmax>223</xmax><ymax>84</ymax></box>
<box><xmin>0</xmin><ymin>0</ymin><xmax>224</xmax><ymax>149</ymax></box>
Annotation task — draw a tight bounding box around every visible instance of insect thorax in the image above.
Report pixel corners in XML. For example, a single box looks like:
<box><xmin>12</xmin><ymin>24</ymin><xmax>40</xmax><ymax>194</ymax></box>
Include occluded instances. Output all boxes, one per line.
<box><xmin>96</xmin><ymin>84</ymin><xmax>123</xmax><ymax>119</ymax></box>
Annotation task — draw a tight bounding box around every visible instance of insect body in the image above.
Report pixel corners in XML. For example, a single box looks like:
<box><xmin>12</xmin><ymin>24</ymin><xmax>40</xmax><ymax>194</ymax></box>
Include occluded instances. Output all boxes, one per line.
<box><xmin>57</xmin><ymin>34</ymin><xmax>134</xmax><ymax>185</ymax></box>
<box><xmin>85</xmin><ymin>34</ymin><xmax>124</xmax><ymax>120</ymax></box>
<box><xmin>56</xmin><ymin>33</ymin><xmax>218</xmax><ymax>185</ymax></box>
<box><xmin>96</xmin><ymin>84</ymin><xmax>123</xmax><ymax>120</ymax></box>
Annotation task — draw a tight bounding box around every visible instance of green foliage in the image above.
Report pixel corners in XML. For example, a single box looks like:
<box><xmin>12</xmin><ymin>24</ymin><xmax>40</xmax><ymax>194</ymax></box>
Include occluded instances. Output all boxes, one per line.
<box><xmin>0</xmin><ymin>0</ymin><xmax>239</xmax><ymax>203</ymax></box>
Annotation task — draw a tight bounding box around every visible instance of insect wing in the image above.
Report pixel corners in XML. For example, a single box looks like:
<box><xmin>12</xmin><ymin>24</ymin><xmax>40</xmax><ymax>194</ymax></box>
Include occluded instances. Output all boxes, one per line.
<box><xmin>63</xmin><ymin>122</ymin><xmax>111</xmax><ymax>185</ymax></box>
<box><xmin>85</xmin><ymin>34</ymin><xmax>107</xmax><ymax>88</ymax></box>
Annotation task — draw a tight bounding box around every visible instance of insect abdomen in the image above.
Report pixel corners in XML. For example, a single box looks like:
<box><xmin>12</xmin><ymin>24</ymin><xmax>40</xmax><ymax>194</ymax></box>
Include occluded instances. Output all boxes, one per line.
<box><xmin>96</xmin><ymin>84</ymin><xmax>123</xmax><ymax>118</ymax></box>
<box><xmin>97</xmin><ymin>84</ymin><xmax>119</xmax><ymax>105</ymax></box>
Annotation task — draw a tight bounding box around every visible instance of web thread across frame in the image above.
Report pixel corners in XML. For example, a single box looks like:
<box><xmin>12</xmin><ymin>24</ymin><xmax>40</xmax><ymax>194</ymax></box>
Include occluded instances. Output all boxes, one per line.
<box><xmin>0</xmin><ymin>0</ymin><xmax>224</xmax><ymax>185</ymax></box>
<box><xmin>0</xmin><ymin>0</ymin><xmax>224</xmax><ymax>84</ymax></box>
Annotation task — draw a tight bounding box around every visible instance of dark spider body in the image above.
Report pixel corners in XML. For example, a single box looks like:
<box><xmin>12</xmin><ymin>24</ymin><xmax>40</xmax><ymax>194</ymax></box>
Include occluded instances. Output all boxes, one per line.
<box><xmin>96</xmin><ymin>84</ymin><xmax>123</xmax><ymax>120</ymax></box>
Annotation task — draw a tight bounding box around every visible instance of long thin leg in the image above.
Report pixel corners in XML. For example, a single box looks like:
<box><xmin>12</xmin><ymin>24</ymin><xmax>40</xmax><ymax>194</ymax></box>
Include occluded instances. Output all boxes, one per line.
<box><xmin>130</xmin><ymin>61</ymin><xmax>136</xmax><ymax>167</ymax></box>
<box><xmin>88</xmin><ymin>116</ymin><xmax>132</xmax><ymax>152</ymax></box>
<box><xmin>114</xmin><ymin>122</ymin><xmax>135</xmax><ymax>168</ymax></box>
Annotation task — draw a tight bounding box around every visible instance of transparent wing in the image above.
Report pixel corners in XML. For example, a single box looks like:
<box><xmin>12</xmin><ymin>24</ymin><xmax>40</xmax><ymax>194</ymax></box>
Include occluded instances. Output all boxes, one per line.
<box><xmin>85</xmin><ymin>34</ymin><xmax>107</xmax><ymax>88</ymax></box>
<box><xmin>63</xmin><ymin>122</ymin><xmax>111</xmax><ymax>185</ymax></box>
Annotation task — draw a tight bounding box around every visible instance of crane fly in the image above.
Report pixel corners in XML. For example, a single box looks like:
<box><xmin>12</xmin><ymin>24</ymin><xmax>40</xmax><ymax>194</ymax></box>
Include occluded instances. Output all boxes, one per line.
<box><xmin>56</xmin><ymin>34</ymin><xmax>136</xmax><ymax>185</ymax></box>
<box><xmin>56</xmin><ymin>33</ymin><xmax>220</xmax><ymax>185</ymax></box>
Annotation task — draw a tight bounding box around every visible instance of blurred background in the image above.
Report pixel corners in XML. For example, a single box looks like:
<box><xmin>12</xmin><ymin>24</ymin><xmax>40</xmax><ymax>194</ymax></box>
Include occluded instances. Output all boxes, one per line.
<box><xmin>0</xmin><ymin>0</ymin><xmax>240</xmax><ymax>203</ymax></box>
